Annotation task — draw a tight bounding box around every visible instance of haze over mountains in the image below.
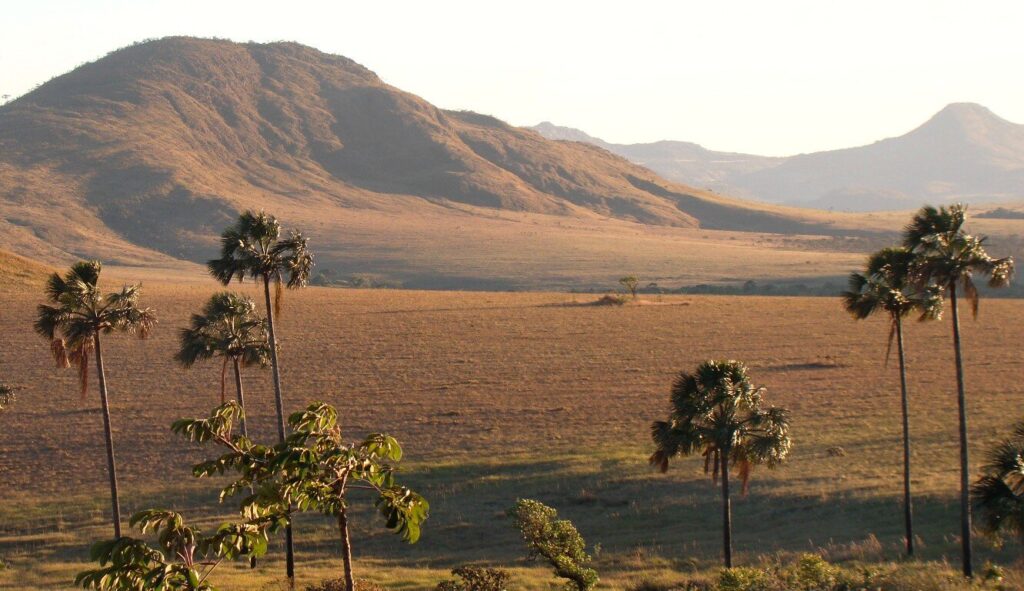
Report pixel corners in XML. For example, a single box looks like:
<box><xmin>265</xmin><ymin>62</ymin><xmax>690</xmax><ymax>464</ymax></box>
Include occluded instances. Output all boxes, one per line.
<box><xmin>533</xmin><ymin>103</ymin><xmax>1024</xmax><ymax>212</ymax></box>
<box><xmin>0</xmin><ymin>37</ymin><xmax>891</xmax><ymax>288</ymax></box>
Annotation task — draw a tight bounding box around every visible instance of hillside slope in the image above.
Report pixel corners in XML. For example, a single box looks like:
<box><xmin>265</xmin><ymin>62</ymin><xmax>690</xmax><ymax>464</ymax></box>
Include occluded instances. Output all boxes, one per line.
<box><xmin>0</xmin><ymin>37</ymin><xmax>877</xmax><ymax>288</ymax></box>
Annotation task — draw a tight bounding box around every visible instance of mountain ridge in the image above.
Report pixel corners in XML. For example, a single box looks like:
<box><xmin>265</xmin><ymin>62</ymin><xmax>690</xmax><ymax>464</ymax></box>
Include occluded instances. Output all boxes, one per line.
<box><xmin>0</xmin><ymin>37</ymin><xmax>884</xmax><ymax>288</ymax></box>
<box><xmin>532</xmin><ymin>102</ymin><xmax>1024</xmax><ymax>211</ymax></box>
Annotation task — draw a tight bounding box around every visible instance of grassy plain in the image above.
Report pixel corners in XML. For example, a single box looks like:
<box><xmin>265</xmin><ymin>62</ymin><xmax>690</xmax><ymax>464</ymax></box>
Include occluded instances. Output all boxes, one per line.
<box><xmin>1</xmin><ymin>278</ymin><xmax>1022</xmax><ymax>589</ymax></box>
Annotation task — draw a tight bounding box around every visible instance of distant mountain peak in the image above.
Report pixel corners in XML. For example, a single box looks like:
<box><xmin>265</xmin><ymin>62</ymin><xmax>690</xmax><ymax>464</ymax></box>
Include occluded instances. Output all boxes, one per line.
<box><xmin>918</xmin><ymin>102</ymin><xmax>1014</xmax><ymax>133</ymax></box>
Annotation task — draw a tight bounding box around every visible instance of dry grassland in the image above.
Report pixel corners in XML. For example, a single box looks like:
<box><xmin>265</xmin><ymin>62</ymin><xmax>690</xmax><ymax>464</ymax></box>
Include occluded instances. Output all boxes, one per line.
<box><xmin>1</xmin><ymin>280</ymin><xmax>1022</xmax><ymax>589</ymax></box>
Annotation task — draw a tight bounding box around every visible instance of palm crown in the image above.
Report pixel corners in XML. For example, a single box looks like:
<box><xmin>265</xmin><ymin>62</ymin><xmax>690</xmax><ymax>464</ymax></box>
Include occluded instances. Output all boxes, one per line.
<box><xmin>842</xmin><ymin>247</ymin><xmax>942</xmax><ymax>358</ymax></box>
<box><xmin>903</xmin><ymin>204</ymin><xmax>1014</xmax><ymax>316</ymax></box>
<box><xmin>650</xmin><ymin>360</ymin><xmax>791</xmax><ymax>491</ymax></box>
<box><xmin>971</xmin><ymin>420</ymin><xmax>1024</xmax><ymax>543</ymax></box>
<box><xmin>176</xmin><ymin>292</ymin><xmax>271</xmax><ymax>401</ymax></box>
<box><xmin>34</xmin><ymin>261</ymin><xmax>156</xmax><ymax>395</ymax></box>
<box><xmin>207</xmin><ymin>211</ymin><xmax>313</xmax><ymax>315</ymax></box>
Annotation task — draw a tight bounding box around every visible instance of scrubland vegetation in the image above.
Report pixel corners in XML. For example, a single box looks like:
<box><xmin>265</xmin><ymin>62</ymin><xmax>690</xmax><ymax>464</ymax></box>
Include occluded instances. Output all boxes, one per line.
<box><xmin>1</xmin><ymin>206</ymin><xmax>1022</xmax><ymax>590</ymax></box>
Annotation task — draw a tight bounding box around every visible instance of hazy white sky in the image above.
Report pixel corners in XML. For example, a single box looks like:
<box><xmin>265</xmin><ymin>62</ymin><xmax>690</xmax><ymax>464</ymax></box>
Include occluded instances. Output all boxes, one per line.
<box><xmin>3</xmin><ymin>0</ymin><xmax>1023</xmax><ymax>156</ymax></box>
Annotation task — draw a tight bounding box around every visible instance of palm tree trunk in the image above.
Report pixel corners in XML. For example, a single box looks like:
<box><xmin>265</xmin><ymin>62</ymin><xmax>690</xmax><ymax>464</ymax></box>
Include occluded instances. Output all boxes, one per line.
<box><xmin>894</xmin><ymin>316</ymin><xmax>914</xmax><ymax>557</ymax></box>
<box><xmin>337</xmin><ymin>508</ymin><xmax>355</xmax><ymax>591</ymax></box>
<box><xmin>93</xmin><ymin>334</ymin><xmax>122</xmax><ymax>538</ymax></box>
<box><xmin>232</xmin><ymin>358</ymin><xmax>247</xmax><ymax>439</ymax></box>
<box><xmin>261</xmin><ymin>275</ymin><xmax>295</xmax><ymax>584</ymax></box>
<box><xmin>949</xmin><ymin>284</ymin><xmax>973</xmax><ymax>578</ymax></box>
<box><xmin>720</xmin><ymin>450</ymin><xmax>733</xmax><ymax>568</ymax></box>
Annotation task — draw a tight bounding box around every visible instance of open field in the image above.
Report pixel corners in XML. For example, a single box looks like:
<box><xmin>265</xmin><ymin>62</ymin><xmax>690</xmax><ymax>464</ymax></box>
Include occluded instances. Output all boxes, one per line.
<box><xmin>1</xmin><ymin>280</ymin><xmax>1023</xmax><ymax>589</ymax></box>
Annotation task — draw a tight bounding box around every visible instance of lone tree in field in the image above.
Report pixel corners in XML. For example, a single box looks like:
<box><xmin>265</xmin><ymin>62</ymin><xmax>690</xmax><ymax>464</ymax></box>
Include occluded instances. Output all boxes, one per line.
<box><xmin>903</xmin><ymin>204</ymin><xmax>1014</xmax><ymax>577</ymax></box>
<box><xmin>173</xmin><ymin>402</ymin><xmax>428</xmax><ymax>591</ymax></box>
<box><xmin>34</xmin><ymin>261</ymin><xmax>156</xmax><ymax>537</ymax></box>
<box><xmin>509</xmin><ymin>499</ymin><xmax>598</xmax><ymax>591</ymax></box>
<box><xmin>207</xmin><ymin>210</ymin><xmax>313</xmax><ymax>580</ymax></box>
<box><xmin>650</xmin><ymin>360</ymin><xmax>791</xmax><ymax>568</ymax></box>
<box><xmin>842</xmin><ymin>247</ymin><xmax>942</xmax><ymax>557</ymax></box>
<box><xmin>972</xmin><ymin>419</ymin><xmax>1024</xmax><ymax>545</ymax></box>
<box><xmin>619</xmin><ymin>275</ymin><xmax>639</xmax><ymax>299</ymax></box>
<box><xmin>176</xmin><ymin>292</ymin><xmax>270</xmax><ymax>437</ymax></box>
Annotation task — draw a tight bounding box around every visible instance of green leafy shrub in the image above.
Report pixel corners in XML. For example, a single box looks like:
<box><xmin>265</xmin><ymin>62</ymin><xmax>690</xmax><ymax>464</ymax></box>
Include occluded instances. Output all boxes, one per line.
<box><xmin>508</xmin><ymin>499</ymin><xmax>598</xmax><ymax>591</ymax></box>
<box><xmin>784</xmin><ymin>554</ymin><xmax>838</xmax><ymax>590</ymax></box>
<box><xmin>435</xmin><ymin>566</ymin><xmax>511</xmax><ymax>591</ymax></box>
<box><xmin>305</xmin><ymin>579</ymin><xmax>387</xmax><ymax>591</ymax></box>
<box><xmin>717</xmin><ymin>567</ymin><xmax>780</xmax><ymax>591</ymax></box>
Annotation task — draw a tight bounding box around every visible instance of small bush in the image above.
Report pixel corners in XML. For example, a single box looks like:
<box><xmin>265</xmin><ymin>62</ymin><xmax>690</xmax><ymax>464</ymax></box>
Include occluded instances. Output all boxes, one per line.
<box><xmin>305</xmin><ymin>579</ymin><xmax>387</xmax><ymax>591</ymax></box>
<box><xmin>784</xmin><ymin>554</ymin><xmax>838</xmax><ymax>590</ymax></box>
<box><xmin>435</xmin><ymin>566</ymin><xmax>511</xmax><ymax>591</ymax></box>
<box><xmin>717</xmin><ymin>567</ymin><xmax>780</xmax><ymax>591</ymax></box>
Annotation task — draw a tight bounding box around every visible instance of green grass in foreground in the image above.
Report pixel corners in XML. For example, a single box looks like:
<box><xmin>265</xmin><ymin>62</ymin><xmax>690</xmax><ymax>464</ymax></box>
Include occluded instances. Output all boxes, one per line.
<box><xmin>1</xmin><ymin>445</ymin><xmax>1021</xmax><ymax>590</ymax></box>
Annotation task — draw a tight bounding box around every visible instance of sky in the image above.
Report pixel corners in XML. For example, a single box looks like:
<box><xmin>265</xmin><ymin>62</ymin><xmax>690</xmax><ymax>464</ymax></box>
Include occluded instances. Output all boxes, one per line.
<box><xmin>2</xmin><ymin>0</ymin><xmax>1023</xmax><ymax>156</ymax></box>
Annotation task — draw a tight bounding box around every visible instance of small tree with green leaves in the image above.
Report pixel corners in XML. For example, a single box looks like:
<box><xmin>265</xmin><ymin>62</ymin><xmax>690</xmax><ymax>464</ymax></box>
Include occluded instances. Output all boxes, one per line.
<box><xmin>972</xmin><ymin>419</ymin><xmax>1024</xmax><ymax>545</ymax></box>
<box><xmin>173</xmin><ymin>401</ymin><xmax>429</xmax><ymax>591</ymax></box>
<box><xmin>650</xmin><ymin>360</ymin><xmax>791</xmax><ymax>568</ymax></box>
<box><xmin>619</xmin><ymin>275</ymin><xmax>639</xmax><ymax>299</ymax></box>
<box><xmin>74</xmin><ymin>509</ymin><xmax>273</xmax><ymax>591</ymax></box>
<box><xmin>508</xmin><ymin>499</ymin><xmax>598</xmax><ymax>591</ymax></box>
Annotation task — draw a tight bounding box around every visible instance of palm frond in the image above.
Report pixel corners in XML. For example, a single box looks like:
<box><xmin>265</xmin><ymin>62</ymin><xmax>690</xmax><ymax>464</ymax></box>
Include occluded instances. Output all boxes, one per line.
<box><xmin>68</xmin><ymin>345</ymin><xmax>90</xmax><ymax>399</ymax></box>
<box><xmin>903</xmin><ymin>204</ymin><xmax>964</xmax><ymax>250</ymax></box>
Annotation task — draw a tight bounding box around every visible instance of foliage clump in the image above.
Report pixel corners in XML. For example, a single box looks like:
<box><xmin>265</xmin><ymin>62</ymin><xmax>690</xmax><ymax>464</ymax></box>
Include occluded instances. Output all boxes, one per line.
<box><xmin>972</xmin><ymin>418</ymin><xmax>1024</xmax><ymax>544</ymax></box>
<box><xmin>305</xmin><ymin>579</ymin><xmax>387</xmax><ymax>591</ymax></box>
<box><xmin>508</xmin><ymin>499</ymin><xmax>598</xmax><ymax>591</ymax></box>
<box><xmin>435</xmin><ymin>566</ymin><xmax>511</xmax><ymax>591</ymax></box>
<box><xmin>74</xmin><ymin>509</ymin><xmax>271</xmax><ymax>591</ymax></box>
<box><xmin>619</xmin><ymin>275</ymin><xmax>640</xmax><ymax>299</ymax></box>
<box><xmin>0</xmin><ymin>382</ymin><xmax>16</xmax><ymax>412</ymax></box>
<box><xmin>173</xmin><ymin>401</ymin><xmax>428</xmax><ymax>591</ymax></box>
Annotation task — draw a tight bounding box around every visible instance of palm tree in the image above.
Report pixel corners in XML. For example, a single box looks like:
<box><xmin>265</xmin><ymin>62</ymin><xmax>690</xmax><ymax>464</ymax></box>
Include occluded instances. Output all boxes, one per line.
<box><xmin>842</xmin><ymin>247</ymin><xmax>942</xmax><ymax>557</ymax></box>
<box><xmin>972</xmin><ymin>419</ymin><xmax>1024</xmax><ymax>544</ymax></box>
<box><xmin>903</xmin><ymin>203</ymin><xmax>1014</xmax><ymax>577</ymax></box>
<box><xmin>650</xmin><ymin>360</ymin><xmax>791</xmax><ymax>568</ymax></box>
<box><xmin>176</xmin><ymin>292</ymin><xmax>270</xmax><ymax>438</ymax></box>
<box><xmin>34</xmin><ymin>261</ymin><xmax>156</xmax><ymax>537</ymax></box>
<box><xmin>207</xmin><ymin>210</ymin><xmax>313</xmax><ymax>582</ymax></box>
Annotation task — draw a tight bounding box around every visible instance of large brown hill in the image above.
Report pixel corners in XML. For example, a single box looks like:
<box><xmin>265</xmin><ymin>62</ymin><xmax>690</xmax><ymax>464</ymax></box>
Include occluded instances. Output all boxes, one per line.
<box><xmin>0</xmin><ymin>37</ymin><xmax>879</xmax><ymax>288</ymax></box>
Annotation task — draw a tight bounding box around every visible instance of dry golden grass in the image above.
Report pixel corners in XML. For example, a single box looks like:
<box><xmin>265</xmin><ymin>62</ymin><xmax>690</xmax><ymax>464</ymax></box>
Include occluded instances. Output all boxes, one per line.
<box><xmin>1</xmin><ymin>280</ymin><xmax>1022</xmax><ymax>589</ymax></box>
<box><xmin>0</xmin><ymin>249</ymin><xmax>53</xmax><ymax>291</ymax></box>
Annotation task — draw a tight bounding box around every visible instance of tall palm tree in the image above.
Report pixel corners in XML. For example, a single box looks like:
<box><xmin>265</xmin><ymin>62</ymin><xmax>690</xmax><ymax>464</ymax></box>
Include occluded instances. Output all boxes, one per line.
<box><xmin>842</xmin><ymin>247</ymin><xmax>942</xmax><ymax>557</ymax></box>
<box><xmin>33</xmin><ymin>261</ymin><xmax>156</xmax><ymax>537</ymax></box>
<box><xmin>972</xmin><ymin>419</ymin><xmax>1024</xmax><ymax>544</ymax></box>
<box><xmin>903</xmin><ymin>204</ymin><xmax>1014</xmax><ymax>578</ymax></box>
<box><xmin>650</xmin><ymin>360</ymin><xmax>791</xmax><ymax>568</ymax></box>
<box><xmin>176</xmin><ymin>292</ymin><xmax>270</xmax><ymax>438</ymax></box>
<box><xmin>207</xmin><ymin>210</ymin><xmax>313</xmax><ymax>582</ymax></box>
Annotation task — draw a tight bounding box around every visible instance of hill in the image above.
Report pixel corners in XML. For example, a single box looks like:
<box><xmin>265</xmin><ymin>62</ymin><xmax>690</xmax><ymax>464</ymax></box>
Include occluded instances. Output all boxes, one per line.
<box><xmin>531</xmin><ymin>121</ymin><xmax>782</xmax><ymax>196</ymax></box>
<box><xmin>532</xmin><ymin>103</ymin><xmax>1024</xmax><ymax>212</ymax></box>
<box><xmin>0</xmin><ymin>248</ymin><xmax>53</xmax><ymax>290</ymax></box>
<box><xmin>0</xmin><ymin>37</ymin><xmax>880</xmax><ymax>289</ymax></box>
